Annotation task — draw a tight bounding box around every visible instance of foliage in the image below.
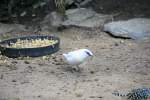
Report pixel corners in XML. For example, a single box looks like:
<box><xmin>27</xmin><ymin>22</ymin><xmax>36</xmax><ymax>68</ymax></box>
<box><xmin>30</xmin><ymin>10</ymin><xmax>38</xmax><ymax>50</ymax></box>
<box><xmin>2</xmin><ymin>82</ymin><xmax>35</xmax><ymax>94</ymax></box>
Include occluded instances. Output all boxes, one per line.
<box><xmin>0</xmin><ymin>0</ymin><xmax>48</xmax><ymax>22</ymax></box>
<box><xmin>54</xmin><ymin>0</ymin><xmax>66</xmax><ymax>16</ymax></box>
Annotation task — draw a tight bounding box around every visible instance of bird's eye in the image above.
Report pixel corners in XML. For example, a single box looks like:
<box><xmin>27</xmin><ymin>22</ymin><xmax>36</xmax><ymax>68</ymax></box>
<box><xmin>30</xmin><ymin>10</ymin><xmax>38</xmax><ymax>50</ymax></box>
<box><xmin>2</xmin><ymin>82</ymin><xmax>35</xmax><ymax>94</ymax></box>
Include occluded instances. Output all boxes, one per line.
<box><xmin>85</xmin><ymin>51</ymin><xmax>92</xmax><ymax>56</ymax></box>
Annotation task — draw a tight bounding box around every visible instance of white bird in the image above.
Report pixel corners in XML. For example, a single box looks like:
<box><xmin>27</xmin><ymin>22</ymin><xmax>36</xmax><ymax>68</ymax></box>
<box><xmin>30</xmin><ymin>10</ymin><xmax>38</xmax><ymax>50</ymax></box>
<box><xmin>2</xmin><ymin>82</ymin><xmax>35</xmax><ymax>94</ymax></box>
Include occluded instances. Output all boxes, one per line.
<box><xmin>63</xmin><ymin>49</ymin><xmax>93</xmax><ymax>72</ymax></box>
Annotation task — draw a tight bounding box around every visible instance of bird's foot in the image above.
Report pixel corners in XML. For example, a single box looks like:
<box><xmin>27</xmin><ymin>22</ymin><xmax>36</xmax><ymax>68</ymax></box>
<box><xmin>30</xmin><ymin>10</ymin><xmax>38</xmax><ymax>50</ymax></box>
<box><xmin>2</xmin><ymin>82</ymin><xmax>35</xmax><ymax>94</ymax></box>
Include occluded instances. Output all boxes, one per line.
<box><xmin>72</xmin><ymin>66</ymin><xmax>82</xmax><ymax>72</ymax></box>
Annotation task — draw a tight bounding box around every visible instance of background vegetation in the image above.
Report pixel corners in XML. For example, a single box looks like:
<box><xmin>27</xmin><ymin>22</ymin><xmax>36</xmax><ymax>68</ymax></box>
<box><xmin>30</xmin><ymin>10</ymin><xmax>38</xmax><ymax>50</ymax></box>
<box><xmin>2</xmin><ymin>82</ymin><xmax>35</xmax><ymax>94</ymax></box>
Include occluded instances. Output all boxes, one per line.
<box><xmin>0</xmin><ymin>0</ymin><xmax>150</xmax><ymax>23</ymax></box>
<box><xmin>0</xmin><ymin>0</ymin><xmax>55</xmax><ymax>23</ymax></box>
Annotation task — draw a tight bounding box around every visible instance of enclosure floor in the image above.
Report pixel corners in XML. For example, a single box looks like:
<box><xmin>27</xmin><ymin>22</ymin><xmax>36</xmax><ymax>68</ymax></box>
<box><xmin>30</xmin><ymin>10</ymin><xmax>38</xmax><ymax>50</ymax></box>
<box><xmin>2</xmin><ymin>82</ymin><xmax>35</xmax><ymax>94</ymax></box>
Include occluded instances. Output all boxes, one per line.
<box><xmin>0</xmin><ymin>28</ymin><xmax>150</xmax><ymax>100</ymax></box>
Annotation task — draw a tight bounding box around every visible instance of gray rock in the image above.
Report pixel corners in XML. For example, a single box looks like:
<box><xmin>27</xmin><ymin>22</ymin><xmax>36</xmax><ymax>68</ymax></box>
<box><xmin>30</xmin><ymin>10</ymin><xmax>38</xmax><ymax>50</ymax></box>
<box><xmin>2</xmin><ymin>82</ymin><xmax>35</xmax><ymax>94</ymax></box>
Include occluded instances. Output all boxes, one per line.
<box><xmin>65</xmin><ymin>0</ymin><xmax>92</xmax><ymax>7</ymax></box>
<box><xmin>104</xmin><ymin>18</ymin><xmax>150</xmax><ymax>40</ymax></box>
<box><xmin>40</xmin><ymin>8</ymin><xmax>112</xmax><ymax>31</ymax></box>
<box><xmin>0</xmin><ymin>23</ymin><xmax>28</xmax><ymax>34</ymax></box>
<box><xmin>62</xmin><ymin>8</ymin><xmax>112</xmax><ymax>29</ymax></box>
<box><xmin>40</xmin><ymin>12</ymin><xmax>64</xmax><ymax>31</ymax></box>
<box><xmin>49</xmin><ymin>12</ymin><xmax>64</xmax><ymax>27</ymax></box>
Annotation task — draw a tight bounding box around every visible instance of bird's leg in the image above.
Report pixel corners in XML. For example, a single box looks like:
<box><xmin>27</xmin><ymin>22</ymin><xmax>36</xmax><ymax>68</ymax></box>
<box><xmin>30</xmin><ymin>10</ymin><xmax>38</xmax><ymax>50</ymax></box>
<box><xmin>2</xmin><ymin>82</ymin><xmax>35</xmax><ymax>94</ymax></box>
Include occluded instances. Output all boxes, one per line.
<box><xmin>72</xmin><ymin>65</ymin><xmax>81</xmax><ymax>72</ymax></box>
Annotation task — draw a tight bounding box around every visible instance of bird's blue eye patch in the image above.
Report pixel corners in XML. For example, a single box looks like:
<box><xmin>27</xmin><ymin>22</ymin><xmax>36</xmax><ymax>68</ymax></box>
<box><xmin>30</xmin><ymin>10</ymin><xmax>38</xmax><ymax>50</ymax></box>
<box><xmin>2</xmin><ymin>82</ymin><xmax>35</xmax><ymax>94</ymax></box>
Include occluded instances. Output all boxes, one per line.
<box><xmin>85</xmin><ymin>51</ymin><xmax>92</xmax><ymax>56</ymax></box>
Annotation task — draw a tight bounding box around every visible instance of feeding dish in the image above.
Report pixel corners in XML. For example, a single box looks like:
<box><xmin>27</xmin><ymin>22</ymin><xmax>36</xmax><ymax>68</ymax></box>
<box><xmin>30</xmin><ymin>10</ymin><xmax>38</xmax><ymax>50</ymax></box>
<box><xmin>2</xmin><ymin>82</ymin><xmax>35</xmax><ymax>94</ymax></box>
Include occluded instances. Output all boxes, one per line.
<box><xmin>0</xmin><ymin>35</ymin><xmax>60</xmax><ymax>58</ymax></box>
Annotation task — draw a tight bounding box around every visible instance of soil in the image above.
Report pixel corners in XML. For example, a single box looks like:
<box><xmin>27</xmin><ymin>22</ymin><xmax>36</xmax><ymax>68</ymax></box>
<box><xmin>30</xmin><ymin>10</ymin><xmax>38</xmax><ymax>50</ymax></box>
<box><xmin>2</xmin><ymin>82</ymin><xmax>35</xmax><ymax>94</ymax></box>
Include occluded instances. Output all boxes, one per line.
<box><xmin>0</xmin><ymin>27</ymin><xmax>150</xmax><ymax>100</ymax></box>
<box><xmin>0</xmin><ymin>0</ymin><xmax>150</xmax><ymax>99</ymax></box>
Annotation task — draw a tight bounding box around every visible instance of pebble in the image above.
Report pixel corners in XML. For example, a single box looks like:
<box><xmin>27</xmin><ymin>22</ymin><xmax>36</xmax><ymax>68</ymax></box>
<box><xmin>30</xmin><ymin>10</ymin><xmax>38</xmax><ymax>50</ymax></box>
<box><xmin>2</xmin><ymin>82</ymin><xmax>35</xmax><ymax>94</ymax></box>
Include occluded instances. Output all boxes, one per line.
<box><xmin>120</xmin><ymin>40</ymin><xmax>125</xmax><ymax>44</ymax></box>
<box><xmin>50</xmin><ymin>70</ymin><xmax>55</xmax><ymax>74</ymax></box>
<box><xmin>114</xmin><ymin>42</ymin><xmax>119</xmax><ymax>46</ymax></box>
<box><xmin>24</xmin><ymin>60</ymin><xmax>30</xmax><ymax>64</ymax></box>
<box><xmin>12</xmin><ymin>79</ymin><xmax>17</xmax><ymax>82</ymax></box>
<box><xmin>6</xmin><ymin>64</ymin><xmax>18</xmax><ymax>70</ymax></box>
<box><xmin>90</xmin><ymin>70</ymin><xmax>95</xmax><ymax>74</ymax></box>
<box><xmin>0</xmin><ymin>74</ymin><xmax>3</xmax><ymax>79</ymax></box>
<box><xmin>94</xmin><ymin>78</ymin><xmax>99</xmax><ymax>81</ymax></box>
<box><xmin>75</xmin><ymin>92</ymin><xmax>83</xmax><ymax>97</ymax></box>
<box><xmin>89</xmin><ymin>95</ymin><xmax>103</xmax><ymax>98</ymax></box>
<box><xmin>37</xmin><ymin>95</ymin><xmax>41</xmax><ymax>98</ymax></box>
<box><xmin>11</xmin><ymin>61</ymin><xmax>18</xmax><ymax>64</ymax></box>
<box><xmin>106</xmin><ymin>68</ymin><xmax>110</xmax><ymax>70</ymax></box>
<box><xmin>89</xmin><ymin>96</ymin><xmax>96</xmax><ymax>98</ymax></box>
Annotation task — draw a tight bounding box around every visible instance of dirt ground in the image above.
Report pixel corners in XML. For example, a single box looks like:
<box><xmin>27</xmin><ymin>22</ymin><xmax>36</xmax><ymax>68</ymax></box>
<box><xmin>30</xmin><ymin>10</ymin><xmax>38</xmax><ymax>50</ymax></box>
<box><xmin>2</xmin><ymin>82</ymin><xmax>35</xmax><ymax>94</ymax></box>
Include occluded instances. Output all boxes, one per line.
<box><xmin>0</xmin><ymin>27</ymin><xmax>149</xmax><ymax>100</ymax></box>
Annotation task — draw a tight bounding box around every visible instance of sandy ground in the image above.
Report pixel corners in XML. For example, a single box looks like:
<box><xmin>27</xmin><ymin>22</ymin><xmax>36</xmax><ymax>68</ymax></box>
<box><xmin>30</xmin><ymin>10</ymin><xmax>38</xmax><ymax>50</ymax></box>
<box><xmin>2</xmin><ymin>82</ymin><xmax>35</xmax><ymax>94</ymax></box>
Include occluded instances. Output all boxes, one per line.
<box><xmin>0</xmin><ymin>27</ymin><xmax>150</xmax><ymax>100</ymax></box>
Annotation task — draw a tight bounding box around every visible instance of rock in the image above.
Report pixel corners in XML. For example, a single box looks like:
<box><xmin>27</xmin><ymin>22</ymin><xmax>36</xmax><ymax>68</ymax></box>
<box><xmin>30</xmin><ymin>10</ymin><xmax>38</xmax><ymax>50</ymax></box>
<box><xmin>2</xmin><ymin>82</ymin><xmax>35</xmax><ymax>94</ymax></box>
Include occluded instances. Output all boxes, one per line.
<box><xmin>65</xmin><ymin>0</ymin><xmax>92</xmax><ymax>7</ymax></box>
<box><xmin>79</xmin><ymin>0</ymin><xmax>92</xmax><ymax>7</ymax></box>
<box><xmin>12</xmin><ymin>79</ymin><xmax>17</xmax><ymax>82</ymax></box>
<box><xmin>40</xmin><ymin>8</ymin><xmax>112</xmax><ymax>31</ymax></box>
<box><xmin>65</xmin><ymin>0</ymin><xmax>74</xmax><ymax>5</ymax></box>
<box><xmin>74</xmin><ymin>90</ymin><xmax>83</xmax><ymax>97</ymax></box>
<box><xmin>62</xmin><ymin>8</ymin><xmax>112</xmax><ymax>29</ymax></box>
<box><xmin>94</xmin><ymin>78</ymin><xmax>99</xmax><ymax>81</ymax></box>
<box><xmin>104</xmin><ymin>18</ymin><xmax>150</xmax><ymax>40</ymax></box>
<box><xmin>0</xmin><ymin>74</ymin><xmax>3</xmax><ymax>79</ymax></box>
<box><xmin>11</xmin><ymin>61</ymin><xmax>18</xmax><ymax>64</ymax></box>
<box><xmin>24</xmin><ymin>60</ymin><xmax>30</xmax><ymax>64</ymax></box>
<box><xmin>0</xmin><ymin>23</ymin><xmax>28</xmax><ymax>34</ymax></box>
<box><xmin>66</xmin><ymin>8</ymin><xmax>95</xmax><ymax>21</ymax></box>
<box><xmin>49</xmin><ymin>12</ymin><xmax>65</xmax><ymax>27</ymax></box>
<box><xmin>40</xmin><ymin>12</ymin><xmax>65</xmax><ymax>32</ymax></box>
<box><xmin>90</xmin><ymin>70</ymin><xmax>95</xmax><ymax>74</ymax></box>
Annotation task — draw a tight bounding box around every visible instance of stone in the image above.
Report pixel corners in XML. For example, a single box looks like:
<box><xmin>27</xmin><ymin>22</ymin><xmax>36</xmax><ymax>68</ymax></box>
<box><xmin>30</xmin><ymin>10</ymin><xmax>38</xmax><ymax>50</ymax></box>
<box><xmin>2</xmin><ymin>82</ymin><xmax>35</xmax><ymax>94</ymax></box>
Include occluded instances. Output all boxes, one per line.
<box><xmin>40</xmin><ymin>12</ymin><xmax>65</xmax><ymax>32</ymax></box>
<box><xmin>40</xmin><ymin>8</ymin><xmax>112</xmax><ymax>31</ymax></box>
<box><xmin>104</xmin><ymin>18</ymin><xmax>150</xmax><ymax>40</ymax></box>
<box><xmin>0</xmin><ymin>23</ymin><xmax>28</xmax><ymax>34</ymax></box>
<box><xmin>62</xmin><ymin>8</ymin><xmax>112</xmax><ymax>29</ymax></box>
